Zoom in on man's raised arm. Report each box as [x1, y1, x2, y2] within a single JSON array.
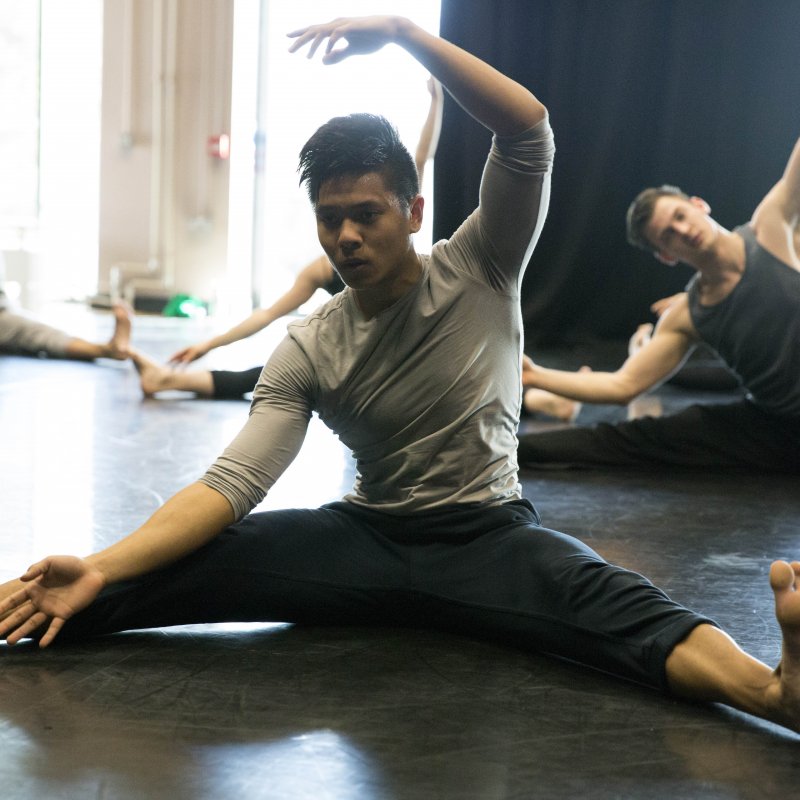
[[775, 137, 800, 222], [288, 16, 545, 137], [752, 136, 800, 260]]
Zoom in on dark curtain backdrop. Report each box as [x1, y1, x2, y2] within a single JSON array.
[[434, 0, 800, 344]]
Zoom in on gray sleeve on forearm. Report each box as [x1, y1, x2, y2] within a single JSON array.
[[199, 337, 315, 519]]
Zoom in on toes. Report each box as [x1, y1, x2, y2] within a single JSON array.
[[770, 560, 797, 592]]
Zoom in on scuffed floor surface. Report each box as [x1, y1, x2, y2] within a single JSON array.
[[1, 305, 798, 799]]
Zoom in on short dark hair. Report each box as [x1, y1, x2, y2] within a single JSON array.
[[626, 184, 691, 253], [298, 113, 419, 207]]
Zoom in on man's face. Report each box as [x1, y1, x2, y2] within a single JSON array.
[[645, 195, 718, 265], [314, 171, 423, 306]]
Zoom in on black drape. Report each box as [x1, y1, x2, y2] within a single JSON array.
[[435, 0, 800, 345]]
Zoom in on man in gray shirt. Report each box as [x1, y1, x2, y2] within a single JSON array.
[[1, 16, 799, 736]]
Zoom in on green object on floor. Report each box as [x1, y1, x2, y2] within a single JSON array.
[[162, 294, 208, 318]]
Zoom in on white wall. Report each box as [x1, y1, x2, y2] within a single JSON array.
[[95, 0, 440, 313], [97, 0, 234, 308]]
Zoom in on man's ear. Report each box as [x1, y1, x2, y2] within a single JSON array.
[[409, 195, 424, 233], [654, 250, 679, 266], [690, 195, 711, 215]]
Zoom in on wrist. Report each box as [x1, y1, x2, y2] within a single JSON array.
[[392, 16, 421, 47], [84, 554, 114, 587]]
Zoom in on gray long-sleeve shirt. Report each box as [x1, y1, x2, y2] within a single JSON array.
[[201, 117, 555, 519]]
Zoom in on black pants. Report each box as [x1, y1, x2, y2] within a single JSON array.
[[518, 400, 800, 472], [60, 499, 710, 691], [210, 367, 262, 400]]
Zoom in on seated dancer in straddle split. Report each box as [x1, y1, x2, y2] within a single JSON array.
[[518, 137, 800, 473], [2, 15, 799, 737]]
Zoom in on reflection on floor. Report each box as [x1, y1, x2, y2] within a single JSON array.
[[1, 305, 799, 799]]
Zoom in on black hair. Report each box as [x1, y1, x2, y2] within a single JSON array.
[[298, 113, 419, 207]]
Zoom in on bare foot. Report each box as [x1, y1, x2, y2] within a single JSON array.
[[522, 365, 590, 421], [768, 560, 800, 730], [130, 349, 215, 397], [130, 349, 178, 397], [523, 388, 581, 421], [106, 302, 132, 359], [627, 394, 663, 421]]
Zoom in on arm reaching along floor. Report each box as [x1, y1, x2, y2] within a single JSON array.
[[525, 295, 699, 405], [0, 482, 235, 647], [169, 256, 334, 364]]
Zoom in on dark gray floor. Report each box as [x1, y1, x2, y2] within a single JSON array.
[[1, 306, 798, 799]]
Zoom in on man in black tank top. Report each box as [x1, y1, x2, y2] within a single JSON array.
[[518, 136, 800, 474]]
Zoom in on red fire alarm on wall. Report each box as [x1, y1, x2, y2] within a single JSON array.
[[207, 134, 230, 160]]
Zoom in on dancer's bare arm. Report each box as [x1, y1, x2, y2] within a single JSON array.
[[755, 136, 800, 222], [288, 16, 545, 136], [526, 296, 698, 404], [170, 256, 334, 364], [751, 136, 800, 266], [415, 77, 443, 183]]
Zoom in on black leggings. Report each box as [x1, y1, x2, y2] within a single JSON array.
[[59, 499, 711, 691], [210, 367, 263, 400], [518, 400, 800, 472]]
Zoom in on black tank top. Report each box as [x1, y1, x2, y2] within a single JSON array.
[[687, 224, 800, 416]]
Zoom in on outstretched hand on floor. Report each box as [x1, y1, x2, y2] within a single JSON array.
[[0, 556, 106, 648]]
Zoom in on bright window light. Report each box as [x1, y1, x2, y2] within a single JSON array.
[[0, 1, 40, 243], [228, 0, 441, 315]]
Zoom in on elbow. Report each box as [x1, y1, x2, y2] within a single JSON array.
[[497, 98, 548, 137], [605, 378, 643, 406], [516, 104, 547, 135], [527, 99, 548, 128], [616, 390, 639, 406]]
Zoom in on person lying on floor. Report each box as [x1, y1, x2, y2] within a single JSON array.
[[0, 284, 131, 363], [518, 134, 800, 473], [1, 14, 799, 738]]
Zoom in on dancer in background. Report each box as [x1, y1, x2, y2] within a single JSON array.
[[0, 284, 131, 363], [133, 77, 444, 400], [518, 137, 800, 472]]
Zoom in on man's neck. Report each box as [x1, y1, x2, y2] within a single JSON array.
[[693, 228, 746, 300], [354, 251, 424, 319]]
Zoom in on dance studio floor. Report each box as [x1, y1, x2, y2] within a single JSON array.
[[1, 304, 798, 799]]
